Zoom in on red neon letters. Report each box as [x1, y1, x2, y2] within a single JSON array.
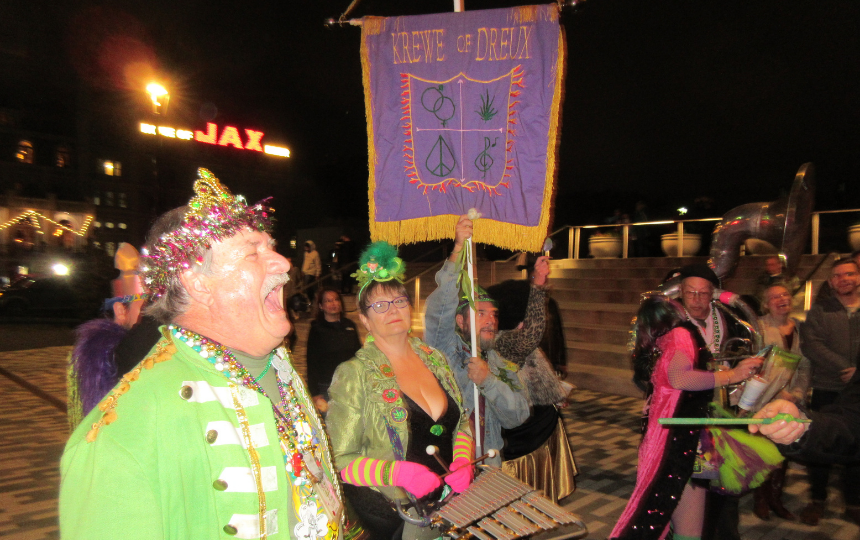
[[195, 123, 264, 152]]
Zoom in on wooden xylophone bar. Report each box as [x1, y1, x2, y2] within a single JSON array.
[[431, 468, 587, 540]]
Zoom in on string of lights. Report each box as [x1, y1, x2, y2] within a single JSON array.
[[0, 210, 94, 237]]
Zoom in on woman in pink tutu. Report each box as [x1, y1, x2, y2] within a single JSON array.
[[610, 296, 762, 540]]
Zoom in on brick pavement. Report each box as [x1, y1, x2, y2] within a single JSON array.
[[1, 328, 859, 540]]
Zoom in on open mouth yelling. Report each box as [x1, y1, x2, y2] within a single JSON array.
[[264, 284, 286, 315]]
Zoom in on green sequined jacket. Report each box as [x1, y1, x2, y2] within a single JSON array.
[[326, 336, 471, 501]]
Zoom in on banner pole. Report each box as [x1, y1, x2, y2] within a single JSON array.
[[466, 237, 482, 457]]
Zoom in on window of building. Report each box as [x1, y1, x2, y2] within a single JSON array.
[[105, 222, 114, 229], [102, 160, 121, 176], [105, 191, 114, 207], [118, 192, 127, 208], [105, 242, 116, 257], [93, 221, 102, 228], [16, 140, 34, 164], [93, 191, 100, 205], [56, 146, 71, 168], [118, 223, 127, 229]]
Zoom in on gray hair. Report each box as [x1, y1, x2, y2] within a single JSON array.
[[143, 207, 214, 324]]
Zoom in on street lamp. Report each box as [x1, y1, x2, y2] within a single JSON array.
[[145, 83, 169, 215], [146, 83, 169, 115]]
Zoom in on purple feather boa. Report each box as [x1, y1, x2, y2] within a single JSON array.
[[72, 319, 128, 417]]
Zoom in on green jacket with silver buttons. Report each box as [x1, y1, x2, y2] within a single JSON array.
[[60, 330, 344, 540]]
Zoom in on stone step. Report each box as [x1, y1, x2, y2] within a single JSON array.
[[564, 364, 641, 399], [551, 256, 708, 270], [550, 253, 829, 277], [552, 277, 662, 292], [552, 267, 678, 280], [566, 342, 629, 371], [560, 303, 638, 327], [552, 288, 644, 305], [566, 324, 630, 344]]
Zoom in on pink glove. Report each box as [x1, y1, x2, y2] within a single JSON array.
[[445, 457, 474, 493], [391, 461, 441, 498]]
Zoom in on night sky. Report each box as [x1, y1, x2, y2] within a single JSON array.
[[3, 0, 859, 234]]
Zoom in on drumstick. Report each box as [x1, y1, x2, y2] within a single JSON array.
[[659, 413, 810, 425], [438, 449, 498, 479], [425, 445, 450, 473]]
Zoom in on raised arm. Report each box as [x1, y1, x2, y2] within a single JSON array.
[[495, 256, 551, 363], [424, 216, 473, 356]]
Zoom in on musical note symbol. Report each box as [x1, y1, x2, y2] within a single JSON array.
[[474, 137, 498, 179]]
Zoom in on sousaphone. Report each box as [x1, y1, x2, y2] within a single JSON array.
[[709, 162, 815, 280]]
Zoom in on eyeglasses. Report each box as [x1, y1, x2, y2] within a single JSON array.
[[367, 296, 409, 314], [682, 290, 713, 300]]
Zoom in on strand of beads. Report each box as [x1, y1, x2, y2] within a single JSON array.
[[170, 325, 269, 389], [275, 376, 319, 465]]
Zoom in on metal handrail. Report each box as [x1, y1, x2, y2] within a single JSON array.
[[403, 259, 446, 285], [810, 208, 860, 255], [546, 218, 721, 259], [295, 259, 358, 297], [544, 208, 860, 260]]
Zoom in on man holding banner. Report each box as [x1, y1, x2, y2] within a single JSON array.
[[424, 215, 539, 466]]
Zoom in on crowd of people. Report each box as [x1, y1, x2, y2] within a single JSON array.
[[59, 168, 860, 540]]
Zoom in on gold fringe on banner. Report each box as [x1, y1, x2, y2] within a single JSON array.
[[363, 5, 566, 253]]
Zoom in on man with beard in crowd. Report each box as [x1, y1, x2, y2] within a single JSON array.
[[423, 215, 537, 466]]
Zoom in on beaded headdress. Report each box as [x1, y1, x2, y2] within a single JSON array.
[[140, 168, 274, 298], [351, 241, 406, 298]]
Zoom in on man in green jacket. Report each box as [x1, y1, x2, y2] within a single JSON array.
[[60, 168, 353, 540]]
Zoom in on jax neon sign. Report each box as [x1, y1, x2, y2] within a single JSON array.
[[139, 122, 290, 157]]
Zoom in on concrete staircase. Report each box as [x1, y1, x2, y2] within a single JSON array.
[[552, 254, 834, 397]]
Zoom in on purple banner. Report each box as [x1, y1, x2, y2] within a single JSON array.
[[362, 5, 563, 247]]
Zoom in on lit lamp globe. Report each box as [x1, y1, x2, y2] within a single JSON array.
[[146, 83, 169, 115]]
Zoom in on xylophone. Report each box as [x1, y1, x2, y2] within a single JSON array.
[[399, 467, 588, 540]]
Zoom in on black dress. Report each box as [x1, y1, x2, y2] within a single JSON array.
[[344, 389, 459, 540]]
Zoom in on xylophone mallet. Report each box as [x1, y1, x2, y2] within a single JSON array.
[[425, 445, 450, 473], [438, 449, 498, 479]]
